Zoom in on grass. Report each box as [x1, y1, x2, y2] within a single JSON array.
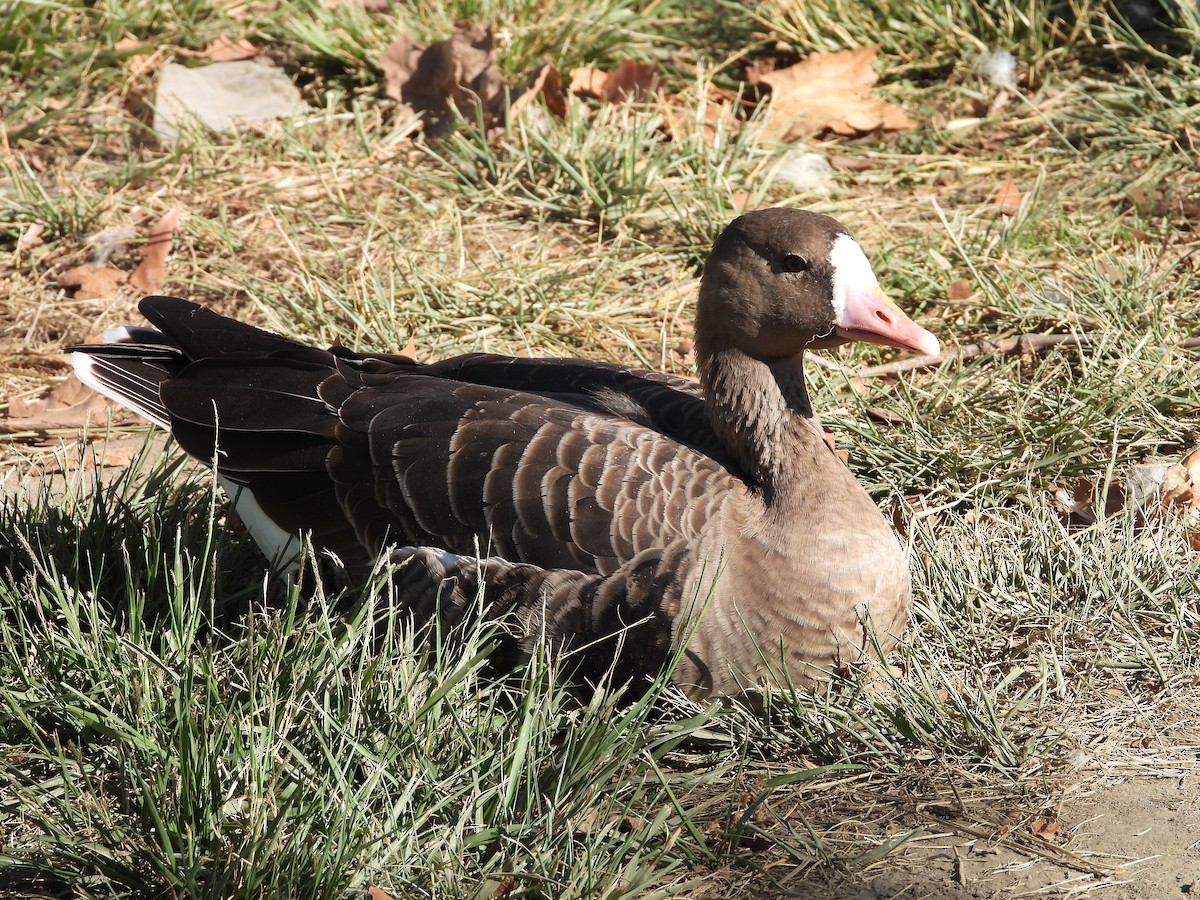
[[2, 0, 1200, 895]]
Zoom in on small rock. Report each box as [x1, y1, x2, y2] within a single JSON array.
[[1038, 276, 1071, 307], [766, 150, 834, 195], [154, 59, 314, 145], [1126, 462, 1172, 507], [976, 48, 1017, 90]]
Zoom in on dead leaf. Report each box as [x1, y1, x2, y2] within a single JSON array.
[[946, 278, 974, 301], [400, 331, 418, 361], [509, 61, 567, 121], [659, 85, 739, 144], [866, 407, 905, 425], [828, 155, 876, 171], [9, 375, 103, 420], [27, 443, 139, 477], [568, 66, 608, 98], [57, 264, 128, 300], [366, 888, 396, 900], [757, 46, 918, 140], [1030, 818, 1063, 842], [1163, 447, 1200, 509], [3, 374, 140, 433], [130, 206, 183, 293], [1130, 188, 1200, 224], [488, 876, 516, 900], [994, 174, 1022, 216], [380, 24, 508, 135], [17, 221, 46, 250], [1051, 477, 1126, 528], [177, 36, 259, 62], [129, 49, 168, 76], [569, 60, 659, 103], [987, 89, 1012, 117], [743, 56, 778, 84]]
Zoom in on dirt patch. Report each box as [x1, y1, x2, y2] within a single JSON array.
[[785, 768, 1200, 898]]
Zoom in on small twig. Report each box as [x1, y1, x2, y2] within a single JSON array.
[[804, 353, 855, 374], [855, 333, 1094, 378]]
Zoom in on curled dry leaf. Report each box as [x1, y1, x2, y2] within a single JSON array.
[[946, 278, 974, 301], [995, 173, 1022, 216], [509, 61, 567, 122], [757, 46, 918, 140], [569, 60, 659, 103], [673, 337, 694, 363], [1130, 187, 1200, 224], [400, 330, 418, 362], [4, 373, 138, 433], [380, 24, 508, 134], [177, 36, 259, 62], [57, 264, 128, 300], [130, 206, 183, 293], [1051, 477, 1127, 528], [1162, 446, 1200, 550], [128, 49, 168, 77], [659, 85, 740, 144], [17, 221, 46, 250], [1163, 446, 1200, 510], [828, 154, 877, 172], [27, 442, 139, 477], [1030, 818, 1063, 842]]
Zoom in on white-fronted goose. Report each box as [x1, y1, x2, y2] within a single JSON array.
[[72, 208, 938, 698]]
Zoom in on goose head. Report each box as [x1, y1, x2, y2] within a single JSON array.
[[694, 208, 940, 362]]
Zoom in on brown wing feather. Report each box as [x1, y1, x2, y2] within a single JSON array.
[[332, 374, 740, 575]]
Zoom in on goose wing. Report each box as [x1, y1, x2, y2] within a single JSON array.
[[75, 297, 742, 576]]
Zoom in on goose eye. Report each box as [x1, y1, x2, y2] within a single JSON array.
[[781, 254, 808, 273]]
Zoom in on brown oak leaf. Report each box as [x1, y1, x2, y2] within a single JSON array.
[[57, 264, 128, 300], [1030, 818, 1063, 842], [177, 36, 259, 62], [757, 46, 918, 140], [509, 61, 568, 121], [995, 173, 1022, 216], [3, 373, 143, 433], [1163, 446, 1200, 510], [946, 278, 974, 301], [130, 206, 183, 293], [659, 85, 740, 144], [569, 60, 659, 103], [380, 24, 508, 134]]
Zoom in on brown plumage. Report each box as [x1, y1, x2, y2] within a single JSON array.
[[71, 208, 938, 698]]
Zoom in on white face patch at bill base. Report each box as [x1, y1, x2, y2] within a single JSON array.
[[828, 233, 880, 320]]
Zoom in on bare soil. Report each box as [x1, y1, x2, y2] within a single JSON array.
[[783, 766, 1200, 899]]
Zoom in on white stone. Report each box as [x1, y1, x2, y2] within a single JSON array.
[[154, 59, 314, 145]]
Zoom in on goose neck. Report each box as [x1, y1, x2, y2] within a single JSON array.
[[699, 348, 831, 507]]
